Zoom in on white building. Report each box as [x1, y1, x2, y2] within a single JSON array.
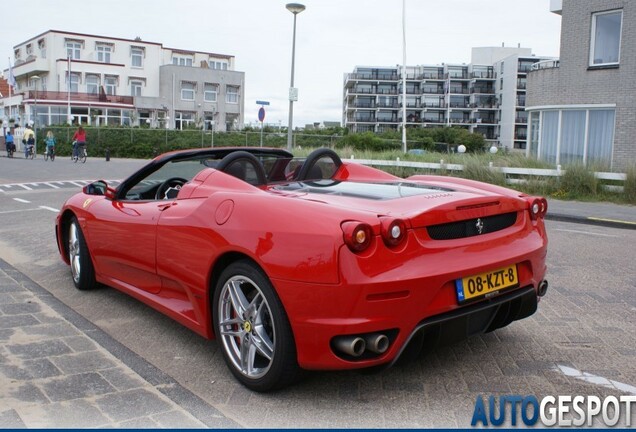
[[343, 46, 554, 151], [2, 30, 245, 131]]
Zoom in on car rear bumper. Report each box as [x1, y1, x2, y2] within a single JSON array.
[[273, 229, 547, 370]]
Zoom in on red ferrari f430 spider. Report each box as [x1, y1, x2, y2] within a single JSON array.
[[55, 147, 548, 391]]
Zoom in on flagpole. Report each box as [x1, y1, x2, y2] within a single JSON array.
[[67, 56, 71, 125], [401, 0, 407, 153]]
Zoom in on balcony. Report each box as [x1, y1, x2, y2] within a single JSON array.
[[12, 56, 50, 77], [22, 90, 134, 106], [530, 59, 560, 71]]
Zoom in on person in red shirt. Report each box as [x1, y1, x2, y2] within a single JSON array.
[[72, 125, 86, 161]]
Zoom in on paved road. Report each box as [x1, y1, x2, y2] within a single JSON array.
[[1, 156, 635, 427]]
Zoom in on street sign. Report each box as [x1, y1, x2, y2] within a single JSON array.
[[258, 107, 265, 122], [289, 88, 298, 102], [256, 100, 270, 106]]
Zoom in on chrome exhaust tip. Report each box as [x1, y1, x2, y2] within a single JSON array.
[[538, 280, 549, 297], [364, 333, 390, 354], [333, 336, 366, 357]]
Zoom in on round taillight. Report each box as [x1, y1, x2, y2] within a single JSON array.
[[381, 218, 407, 247], [528, 197, 547, 220], [341, 221, 373, 253]]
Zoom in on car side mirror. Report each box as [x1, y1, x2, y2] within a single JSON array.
[[83, 180, 115, 199]]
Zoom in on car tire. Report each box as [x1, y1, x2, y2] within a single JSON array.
[[213, 260, 300, 392], [68, 216, 97, 291]]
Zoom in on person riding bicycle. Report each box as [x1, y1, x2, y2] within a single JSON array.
[[45, 131, 56, 160], [5, 131, 15, 156], [72, 125, 86, 161], [23, 125, 35, 159]]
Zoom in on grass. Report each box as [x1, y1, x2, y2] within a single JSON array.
[[292, 147, 636, 205]]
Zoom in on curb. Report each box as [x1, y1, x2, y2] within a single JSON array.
[[0, 258, 239, 429], [546, 213, 636, 230]]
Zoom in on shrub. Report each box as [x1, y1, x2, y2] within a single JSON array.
[[560, 164, 598, 197], [624, 164, 636, 204]]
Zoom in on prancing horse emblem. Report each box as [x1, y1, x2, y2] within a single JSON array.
[[475, 218, 484, 235]]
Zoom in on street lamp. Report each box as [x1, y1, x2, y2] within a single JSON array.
[[285, 2, 305, 151], [32, 75, 41, 155]]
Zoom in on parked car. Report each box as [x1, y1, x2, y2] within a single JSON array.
[[55, 147, 548, 392]]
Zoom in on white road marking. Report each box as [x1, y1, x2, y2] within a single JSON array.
[[18, 184, 32, 191], [556, 364, 636, 395], [13, 198, 31, 204], [553, 228, 618, 238], [0, 208, 42, 215], [44, 182, 60, 189], [39, 206, 60, 213]]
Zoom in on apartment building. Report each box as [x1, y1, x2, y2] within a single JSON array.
[[1, 30, 245, 131], [343, 47, 552, 150], [527, 0, 634, 170]]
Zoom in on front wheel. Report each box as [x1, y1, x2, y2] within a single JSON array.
[[213, 260, 300, 392], [67, 217, 97, 291], [80, 149, 87, 163], [43, 151, 49, 161]]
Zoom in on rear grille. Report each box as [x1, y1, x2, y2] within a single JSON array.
[[427, 212, 517, 240]]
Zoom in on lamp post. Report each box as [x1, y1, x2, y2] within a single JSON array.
[[285, 3, 305, 151], [32, 75, 41, 156]]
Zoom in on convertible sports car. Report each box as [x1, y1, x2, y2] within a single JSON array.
[[55, 147, 548, 392]]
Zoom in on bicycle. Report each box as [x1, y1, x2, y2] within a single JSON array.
[[25, 144, 35, 160], [72, 141, 87, 164], [44, 146, 55, 162]]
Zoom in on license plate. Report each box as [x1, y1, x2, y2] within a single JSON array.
[[455, 265, 518, 303]]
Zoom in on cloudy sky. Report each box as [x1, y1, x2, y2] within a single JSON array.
[[2, 0, 562, 127]]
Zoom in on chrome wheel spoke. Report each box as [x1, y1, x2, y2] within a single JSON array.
[[227, 280, 250, 318], [251, 323, 274, 361], [239, 334, 257, 374]]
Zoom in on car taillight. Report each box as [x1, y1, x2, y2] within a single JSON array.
[[528, 197, 548, 220], [341, 221, 373, 253], [380, 218, 407, 247]]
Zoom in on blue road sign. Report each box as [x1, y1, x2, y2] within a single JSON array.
[[256, 100, 270, 106], [258, 107, 265, 122]]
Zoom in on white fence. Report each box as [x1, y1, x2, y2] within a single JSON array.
[[353, 157, 627, 192]]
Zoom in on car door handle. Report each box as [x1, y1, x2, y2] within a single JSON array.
[[158, 202, 177, 211]]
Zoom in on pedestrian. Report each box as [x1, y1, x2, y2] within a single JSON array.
[[23, 125, 35, 158], [72, 125, 86, 161], [45, 130, 56, 160]]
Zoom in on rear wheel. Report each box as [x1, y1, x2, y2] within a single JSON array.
[[213, 260, 300, 392], [68, 217, 97, 290]]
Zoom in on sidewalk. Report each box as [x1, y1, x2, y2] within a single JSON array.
[[0, 258, 238, 428], [546, 198, 636, 230]]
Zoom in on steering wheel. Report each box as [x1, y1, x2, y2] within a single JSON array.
[[295, 148, 343, 181], [155, 177, 188, 200]]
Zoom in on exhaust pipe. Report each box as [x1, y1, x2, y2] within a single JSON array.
[[364, 333, 390, 354], [333, 336, 366, 357], [538, 280, 549, 297]]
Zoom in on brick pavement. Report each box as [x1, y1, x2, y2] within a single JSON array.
[[0, 258, 238, 428]]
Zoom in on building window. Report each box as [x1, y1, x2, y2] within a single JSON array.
[[26, 44, 33, 55], [69, 73, 80, 93], [530, 108, 615, 167], [226, 86, 239, 103], [86, 75, 100, 94], [97, 45, 112, 63], [14, 48, 21, 60], [172, 56, 193, 66], [131, 80, 143, 97], [590, 10, 622, 66], [204, 83, 218, 102], [181, 82, 195, 100], [105, 76, 117, 95], [131, 47, 144, 67], [66, 42, 81, 60]]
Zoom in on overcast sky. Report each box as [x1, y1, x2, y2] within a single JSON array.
[[2, 0, 562, 127]]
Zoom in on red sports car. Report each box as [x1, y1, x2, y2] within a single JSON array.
[[55, 147, 548, 392]]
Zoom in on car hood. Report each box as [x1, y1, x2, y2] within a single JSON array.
[[269, 179, 527, 228]]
